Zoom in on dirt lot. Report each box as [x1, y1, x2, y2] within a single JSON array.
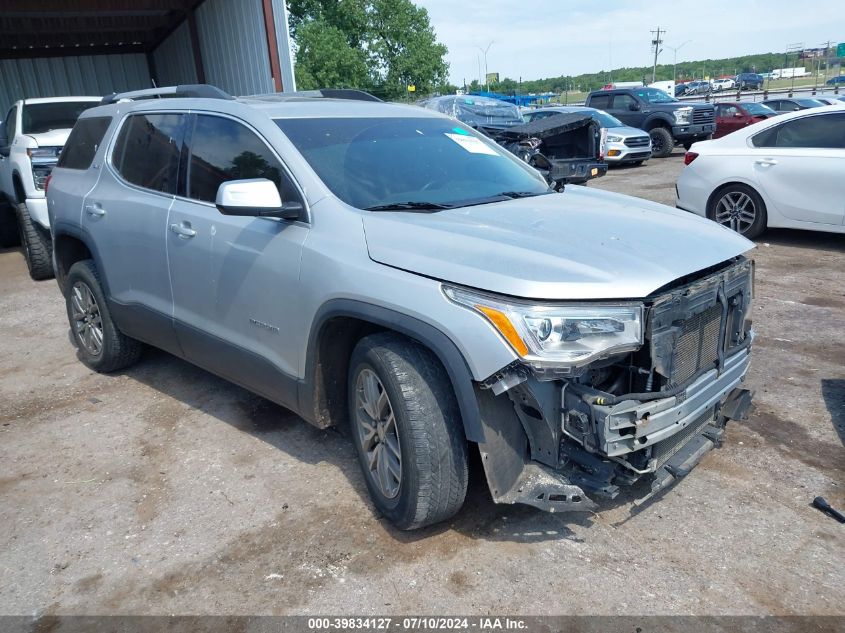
[[1, 151, 843, 616]]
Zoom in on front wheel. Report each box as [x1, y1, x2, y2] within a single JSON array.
[[348, 332, 468, 530], [649, 127, 675, 158], [15, 202, 53, 280], [707, 184, 767, 239]]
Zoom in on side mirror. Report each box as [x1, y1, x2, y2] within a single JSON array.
[[628, 102, 641, 111], [215, 178, 303, 221], [734, 112, 744, 118]]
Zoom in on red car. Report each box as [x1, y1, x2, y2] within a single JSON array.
[[713, 102, 777, 138]]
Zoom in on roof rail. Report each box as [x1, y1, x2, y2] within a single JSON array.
[[248, 88, 382, 103], [100, 84, 233, 105]]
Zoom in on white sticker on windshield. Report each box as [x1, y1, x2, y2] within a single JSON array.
[[445, 133, 500, 155]]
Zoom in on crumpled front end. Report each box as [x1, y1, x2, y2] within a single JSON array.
[[475, 257, 755, 512]]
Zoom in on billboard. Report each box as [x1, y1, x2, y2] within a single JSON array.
[[486, 72, 499, 85]]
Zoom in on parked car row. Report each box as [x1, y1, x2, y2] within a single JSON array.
[[676, 73, 765, 96], [5, 83, 760, 531]]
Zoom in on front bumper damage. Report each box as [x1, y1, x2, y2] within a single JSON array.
[[476, 258, 755, 513]]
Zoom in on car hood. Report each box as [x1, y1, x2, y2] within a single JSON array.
[[608, 125, 649, 138], [25, 129, 72, 147], [362, 187, 754, 300]]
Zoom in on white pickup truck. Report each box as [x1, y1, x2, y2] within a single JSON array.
[[0, 96, 100, 278]]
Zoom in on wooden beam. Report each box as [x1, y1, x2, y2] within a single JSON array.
[[0, 43, 147, 60], [261, 0, 283, 92]]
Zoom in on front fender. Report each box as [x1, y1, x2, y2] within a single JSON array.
[[301, 298, 486, 443]]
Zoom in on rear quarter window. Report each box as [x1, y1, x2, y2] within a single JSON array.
[[57, 116, 112, 170]]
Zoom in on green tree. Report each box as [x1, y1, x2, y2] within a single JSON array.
[[294, 19, 370, 90], [288, 0, 449, 100]]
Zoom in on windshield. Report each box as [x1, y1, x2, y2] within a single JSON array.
[[587, 110, 624, 128], [423, 97, 524, 128], [634, 88, 678, 104], [22, 101, 95, 135], [744, 103, 775, 116], [275, 117, 548, 210]]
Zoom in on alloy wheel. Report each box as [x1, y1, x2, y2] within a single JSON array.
[[71, 281, 104, 356], [715, 191, 757, 233], [354, 368, 401, 499]]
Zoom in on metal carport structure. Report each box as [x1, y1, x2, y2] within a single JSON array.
[[0, 0, 296, 115]]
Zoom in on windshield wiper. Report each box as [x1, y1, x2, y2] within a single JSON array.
[[364, 201, 452, 212], [495, 190, 551, 199]]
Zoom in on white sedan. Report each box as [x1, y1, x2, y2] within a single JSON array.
[[711, 78, 735, 91], [675, 104, 845, 238]]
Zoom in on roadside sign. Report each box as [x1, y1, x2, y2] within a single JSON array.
[[837, 42, 845, 57], [407, 85, 416, 92]]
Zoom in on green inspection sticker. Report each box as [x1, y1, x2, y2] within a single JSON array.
[[451, 126, 470, 135]]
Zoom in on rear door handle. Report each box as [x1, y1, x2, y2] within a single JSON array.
[[755, 158, 778, 166], [170, 222, 196, 239], [85, 204, 106, 217]]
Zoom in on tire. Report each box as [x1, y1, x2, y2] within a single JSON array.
[[348, 332, 468, 530], [649, 127, 674, 158], [707, 183, 767, 239], [0, 201, 20, 248], [64, 260, 142, 372], [15, 202, 53, 280]]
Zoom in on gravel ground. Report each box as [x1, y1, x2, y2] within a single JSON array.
[[1, 151, 843, 617]]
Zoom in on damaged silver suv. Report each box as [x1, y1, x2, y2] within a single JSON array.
[[47, 85, 755, 530]]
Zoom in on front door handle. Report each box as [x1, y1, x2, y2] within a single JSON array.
[[170, 222, 196, 239], [85, 204, 106, 217], [755, 158, 778, 166]]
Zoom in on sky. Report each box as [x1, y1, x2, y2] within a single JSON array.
[[415, 0, 841, 85]]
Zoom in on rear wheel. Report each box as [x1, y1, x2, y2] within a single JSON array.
[[649, 127, 674, 158], [707, 183, 767, 239], [64, 260, 142, 372], [348, 332, 468, 530], [15, 202, 53, 280]]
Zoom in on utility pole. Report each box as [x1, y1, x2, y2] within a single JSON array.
[[666, 40, 691, 85], [476, 41, 494, 92], [651, 27, 664, 83]]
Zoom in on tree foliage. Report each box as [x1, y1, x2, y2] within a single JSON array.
[[288, 0, 449, 99]]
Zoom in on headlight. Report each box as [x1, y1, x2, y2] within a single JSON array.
[[27, 147, 60, 159], [606, 135, 623, 143], [674, 107, 693, 125], [443, 286, 644, 369]]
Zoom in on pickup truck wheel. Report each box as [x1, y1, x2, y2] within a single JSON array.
[[0, 201, 20, 248], [64, 260, 142, 372], [15, 203, 53, 280], [649, 127, 674, 158], [348, 332, 468, 530], [707, 184, 767, 239]]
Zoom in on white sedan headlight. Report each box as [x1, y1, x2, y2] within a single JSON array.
[[444, 286, 644, 368], [674, 107, 693, 125], [606, 135, 624, 143]]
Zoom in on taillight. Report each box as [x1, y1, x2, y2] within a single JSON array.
[[44, 174, 52, 194], [684, 151, 699, 165]]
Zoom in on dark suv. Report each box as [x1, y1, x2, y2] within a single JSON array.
[[586, 87, 715, 157], [736, 73, 764, 91]]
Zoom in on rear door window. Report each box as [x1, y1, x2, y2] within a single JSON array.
[[111, 113, 187, 195], [612, 94, 638, 110], [186, 114, 300, 204], [589, 94, 612, 110], [58, 117, 112, 170], [752, 113, 845, 149]]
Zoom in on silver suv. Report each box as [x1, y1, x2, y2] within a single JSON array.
[[48, 84, 756, 530]]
